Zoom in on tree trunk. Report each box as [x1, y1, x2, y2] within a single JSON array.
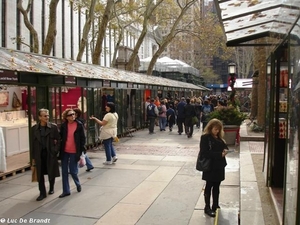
[[126, 0, 164, 71], [250, 71, 259, 120], [111, 26, 124, 67], [76, 0, 96, 62], [256, 45, 267, 127], [17, 0, 39, 53], [251, 42, 267, 128], [92, 0, 115, 65], [146, 0, 197, 75], [42, 0, 59, 55], [147, 35, 175, 75]]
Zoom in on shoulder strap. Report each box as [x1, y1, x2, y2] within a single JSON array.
[[111, 112, 118, 120]]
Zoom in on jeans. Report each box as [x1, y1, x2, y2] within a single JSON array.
[[61, 152, 80, 194], [103, 137, 116, 161], [159, 117, 167, 130], [85, 155, 93, 169]]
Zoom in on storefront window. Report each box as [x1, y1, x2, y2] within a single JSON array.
[[285, 31, 300, 224]]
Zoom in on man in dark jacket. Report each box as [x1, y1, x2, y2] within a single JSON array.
[[59, 109, 86, 198], [31, 108, 60, 201], [184, 98, 196, 138], [176, 97, 186, 135], [146, 98, 158, 134]]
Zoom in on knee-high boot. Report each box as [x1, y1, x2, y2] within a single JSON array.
[[212, 192, 220, 212], [204, 194, 215, 217]]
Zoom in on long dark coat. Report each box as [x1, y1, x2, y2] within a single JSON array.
[[31, 122, 60, 181], [200, 134, 228, 182], [184, 103, 196, 126], [59, 120, 86, 162]]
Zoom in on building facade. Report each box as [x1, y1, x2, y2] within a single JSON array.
[[0, 0, 158, 67]]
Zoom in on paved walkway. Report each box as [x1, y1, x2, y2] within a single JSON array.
[[0, 123, 264, 225]]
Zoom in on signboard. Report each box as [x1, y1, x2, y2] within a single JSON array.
[[0, 70, 18, 83], [64, 76, 77, 85], [103, 80, 111, 87]]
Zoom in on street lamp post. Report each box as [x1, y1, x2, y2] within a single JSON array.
[[228, 63, 236, 104]]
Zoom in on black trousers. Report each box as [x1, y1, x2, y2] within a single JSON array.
[[38, 175, 55, 195], [38, 149, 55, 195], [177, 117, 185, 134], [148, 117, 155, 133], [204, 181, 221, 206]]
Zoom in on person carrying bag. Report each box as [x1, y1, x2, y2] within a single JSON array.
[[197, 118, 229, 217]]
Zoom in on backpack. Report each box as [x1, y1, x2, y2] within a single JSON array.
[[202, 105, 211, 115], [158, 106, 163, 114]]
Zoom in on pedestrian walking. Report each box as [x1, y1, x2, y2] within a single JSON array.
[[199, 118, 229, 217], [158, 101, 167, 131], [144, 97, 151, 128], [177, 97, 186, 135], [166, 104, 176, 131], [184, 98, 196, 138], [201, 99, 214, 131], [195, 98, 202, 129], [73, 108, 94, 172], [90, 102, 118, 165], [59, 109, 86, 198], [146, 98, 158, 134], [31, 109, 60, 201]]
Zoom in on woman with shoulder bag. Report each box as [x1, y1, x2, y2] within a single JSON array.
[[90, 102, 118, 165], [199, 118, 229, 217]]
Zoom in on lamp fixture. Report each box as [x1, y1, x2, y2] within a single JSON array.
[[228, 63, 236, 74], [267, 63, 271, 75]]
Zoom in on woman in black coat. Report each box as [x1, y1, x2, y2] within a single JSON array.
[[31, 109, 60, 201], [199, 118, 229, 217]]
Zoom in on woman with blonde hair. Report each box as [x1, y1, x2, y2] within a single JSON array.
[[199, 119, 229, 217]]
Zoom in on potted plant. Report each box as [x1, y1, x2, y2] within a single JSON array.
[[209, 106, 247, 145], [209, 106, 247, 126]]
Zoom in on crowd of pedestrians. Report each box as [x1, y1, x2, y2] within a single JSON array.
[[145, 94, 229, 137], [29, 93, 232, 202]]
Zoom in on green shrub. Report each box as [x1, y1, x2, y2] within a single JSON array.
[[209, 106, 247, 126]]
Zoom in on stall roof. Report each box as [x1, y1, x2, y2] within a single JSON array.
[[139, 56, 200, 76], [0, 48, 209, 90], [214, 0, 300, 46]]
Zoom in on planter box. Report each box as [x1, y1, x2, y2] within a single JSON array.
[[224, 125, 240, 145]]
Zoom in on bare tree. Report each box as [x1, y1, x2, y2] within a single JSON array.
[[235, 46, 254, 78], [126, 0, 164, 71], [76, 0, 97, 61], [110, 1, 141, 66], [17, 0, 39, 53], [146, 0, 198, 75], [42, 0, 60, 55], [92, 0, 116, 65]]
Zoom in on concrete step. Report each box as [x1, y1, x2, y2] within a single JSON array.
[[215, 208, 239, 225]]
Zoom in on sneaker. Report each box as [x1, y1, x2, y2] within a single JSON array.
[[112, 156, 118, 163], [103, 161, 112, 165]]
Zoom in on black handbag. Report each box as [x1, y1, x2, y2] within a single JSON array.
[[196, 139, 212, 172]]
